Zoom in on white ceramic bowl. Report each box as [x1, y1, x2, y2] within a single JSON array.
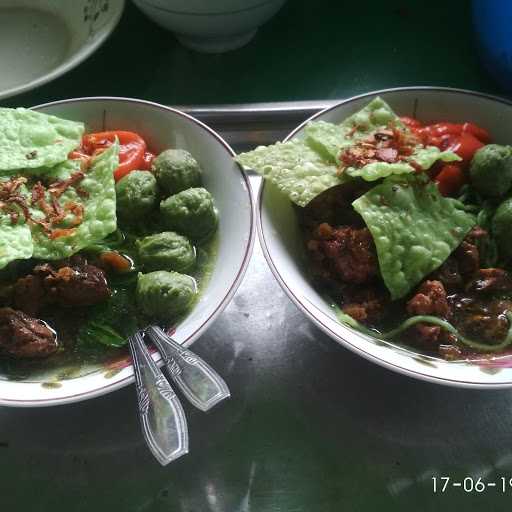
[[258, 87, 512, 389], [0, 0, 125, 100], [132, 0, 286, 53], [0, 97, 254, 406]]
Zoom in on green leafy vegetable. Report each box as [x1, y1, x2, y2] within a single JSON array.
[[77, 287, 139, 348], [236, 139, 346, 207], [0, 107, 84, 172], [31, 141, 119, 259], [78, 322, 127, 348], [353, 174, 476, 299]]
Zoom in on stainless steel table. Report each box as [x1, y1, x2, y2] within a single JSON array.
[[2, 104, 512, 512]]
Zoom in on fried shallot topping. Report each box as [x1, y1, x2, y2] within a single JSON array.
[[0, 169, 87, 239], [47, 171, 85, 198], [338, 125, 422, 174]]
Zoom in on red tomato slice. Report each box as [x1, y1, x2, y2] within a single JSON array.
[[81, 131, 147, 181], [418, 122, 463, 140], [445, 132, 484, 164], [435, 164, 467, 196], [399, 116, 423, 129], [141, 151, 155, 170], [462, 122, 490, 144], [417, 121, 490, 148]]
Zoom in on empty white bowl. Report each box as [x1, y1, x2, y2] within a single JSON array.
[[0, 96, 254, 406], [258, 87, 512, 389], [0, 0, 125, 100], [132, 0, 287, 53]]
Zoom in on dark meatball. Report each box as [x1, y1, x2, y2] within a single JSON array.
[[0, 308, 57, 359], [307, 223, 379, 284], [407, 280, 452, 319], [406, 280, 452, 345], [36, 262, 111, 306], [13, 259, 111, 316], [13, 274, 45, 317]]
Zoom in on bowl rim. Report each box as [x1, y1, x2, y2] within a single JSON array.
[[133, 0, 281, 16], [257, 85, 512, 389], [0, 95, 255, 407], [0, 0, 125, 101]]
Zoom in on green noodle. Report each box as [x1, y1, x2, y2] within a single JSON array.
[[334, 303, 512, 353]]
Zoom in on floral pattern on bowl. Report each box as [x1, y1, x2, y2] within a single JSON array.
[[0, 0, 124, 100]]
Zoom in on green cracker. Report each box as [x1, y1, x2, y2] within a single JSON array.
[[353, 174, 475, 299], [0, 214, 33, 270], [236, 139, 346, 207], [31, 142, 119, 259], [0, 107, 83, 172]]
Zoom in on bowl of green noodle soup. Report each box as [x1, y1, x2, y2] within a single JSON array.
[[243, 87, 512, 388], [0, 97, 254, 406]]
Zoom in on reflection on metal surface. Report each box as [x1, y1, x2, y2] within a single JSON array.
[[496, 453, 512, 469], [181, 100, 341, 152], [387, 477, 414, 496]]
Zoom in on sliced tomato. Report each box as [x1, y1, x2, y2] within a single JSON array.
[[399, 116, 423, 129], [422, 135, 441, 148], [445, 132, 484, 164], [435, 164, 467, 196], [461, 122, 490, 144], [419, 122, 462, 139], [417, 121, 489, 147], [81, 131, 147, 181], [141, 151, 155, 170]]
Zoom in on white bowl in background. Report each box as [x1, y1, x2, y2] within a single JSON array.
[[0, 0, 125, 100], [132, 0, 287, 53], [0, 96, 254, 407], [258, 87, 512, 389]]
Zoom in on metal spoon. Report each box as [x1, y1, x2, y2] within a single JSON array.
[[146, 326, 231, 412], [128, 331, 189, 465]]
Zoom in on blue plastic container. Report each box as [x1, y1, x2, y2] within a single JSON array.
[[472, 0, 512, 91]]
